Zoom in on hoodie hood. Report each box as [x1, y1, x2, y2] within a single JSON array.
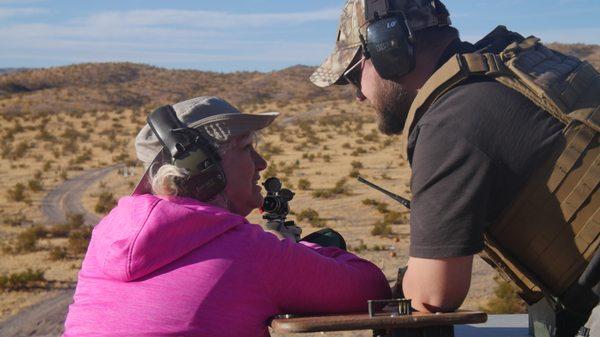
[[92, 194, 247, 281]]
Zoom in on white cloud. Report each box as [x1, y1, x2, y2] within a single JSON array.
[[0, 6, 340, 70]]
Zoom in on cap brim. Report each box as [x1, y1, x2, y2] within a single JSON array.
[[131, 111, 279, 196], [188, 111, 279, 142], [310, 45, 361, 88]]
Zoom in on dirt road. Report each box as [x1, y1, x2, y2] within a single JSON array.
[[40, 164, 124, 225], [0, 164, 123, 337]]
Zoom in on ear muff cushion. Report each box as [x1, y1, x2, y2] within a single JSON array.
[[365, 16, 415, 79]]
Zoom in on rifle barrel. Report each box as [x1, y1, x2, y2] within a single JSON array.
[[357, 176, 411, 209]]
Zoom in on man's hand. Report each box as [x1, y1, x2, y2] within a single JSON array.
[[402, 255, 473, 313]]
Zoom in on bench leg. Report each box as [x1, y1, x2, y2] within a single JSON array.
[[373, 326, 454, 337]]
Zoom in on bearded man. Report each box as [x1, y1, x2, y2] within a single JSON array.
[[310, 1, 599, 336]]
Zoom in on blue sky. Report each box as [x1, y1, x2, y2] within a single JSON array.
[[1, 0, 599, 72]]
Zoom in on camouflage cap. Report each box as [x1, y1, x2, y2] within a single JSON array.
[[310, 0, 451, 88]]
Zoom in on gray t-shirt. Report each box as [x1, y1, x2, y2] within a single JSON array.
[[407, 77, 564, 258]]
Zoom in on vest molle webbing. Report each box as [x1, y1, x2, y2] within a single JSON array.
[[403, 25, 600, 314]]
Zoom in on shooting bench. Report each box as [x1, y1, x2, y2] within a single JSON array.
[[270, 300, 487, 337]]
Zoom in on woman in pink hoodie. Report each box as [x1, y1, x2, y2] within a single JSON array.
[[63, 97, 391, 337]]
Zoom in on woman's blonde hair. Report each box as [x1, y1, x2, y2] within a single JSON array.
[[149, 132, 255, 199]]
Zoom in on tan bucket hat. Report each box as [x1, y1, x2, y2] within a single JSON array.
[[310, 0, 451, 88], [132, 96, 278, 195]]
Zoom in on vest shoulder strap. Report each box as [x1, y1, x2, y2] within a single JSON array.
[[402, 36, 600, 161], [401, 52, 513, 159]]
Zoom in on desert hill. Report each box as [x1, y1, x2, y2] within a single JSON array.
[[1, 43, 598, 117], [0, 63, 354, 116]]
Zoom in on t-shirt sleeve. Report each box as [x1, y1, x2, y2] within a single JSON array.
[[408, 122, 496, 258]]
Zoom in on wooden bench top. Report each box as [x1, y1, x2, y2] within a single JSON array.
[[270, 310, 487, 333]]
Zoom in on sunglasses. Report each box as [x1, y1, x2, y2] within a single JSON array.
[[343, 55, 366, 91]]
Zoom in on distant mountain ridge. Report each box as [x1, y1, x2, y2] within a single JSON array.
[[0, 68, 29, 75], [0, 62, 355, 116], [0, 42, 598, 116]]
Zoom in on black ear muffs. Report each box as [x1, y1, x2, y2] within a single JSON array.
[[147, 105, 227, 201], [363, 15, 415, 80]]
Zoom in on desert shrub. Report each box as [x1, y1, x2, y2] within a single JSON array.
[[364, 129, 380, 142], [68, 227, 93, 255], [12, 226, 47, 254], [371, 221, 394, 236], [95, 192, 116, 214], [342, 142, 352, 149], [480, 275, 527, 314], [349, 169, 360, 178], [48, 224, 71, 238], [296, 208, 324, 227], [70, 148, 92, 164], [362, 199, 390, 214], [349, 242, 368, 253], [312, 178, 350, 199], [7, 183, 27, 202], [263, 163, 278, 179], [12, 141, 30, 159], [259, 141, 283, 156], [60, 170, 68, 180], [0, 269, 46, 292], [112, 152, 132, 163], [2, 213, 29, 227], [375, 203, 389, 214], [28, 179, 43, 192], [323, 154, 331, 163], [351, 147, 367, 157], [362, 199, 378, 206], [279, 162, 296, 176], [351, 160, 364, 169], [1, 142, 12, 159], [48, 246, 69, 261], [297, 179, 311, 190], [61, 127, 88, 142], [39, 127, 57, 142], [66, 213, 85, 229], [332, 178, 349, 194], [384, 211, 408, 224], [302, 153, 316, 162], [381, 138, 394, 148]]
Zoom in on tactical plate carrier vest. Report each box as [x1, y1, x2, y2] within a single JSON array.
[[402, 26, 600, 315]]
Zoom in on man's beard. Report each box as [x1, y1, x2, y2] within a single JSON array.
[[372, 79, 415, 135]]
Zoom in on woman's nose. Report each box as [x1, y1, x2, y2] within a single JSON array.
[[254, 151, 267, 171]]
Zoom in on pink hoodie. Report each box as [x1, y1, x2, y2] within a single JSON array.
[[63, 194, 391, 337]]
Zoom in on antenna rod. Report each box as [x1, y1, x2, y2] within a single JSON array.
[[357, 176, 411, 209]]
